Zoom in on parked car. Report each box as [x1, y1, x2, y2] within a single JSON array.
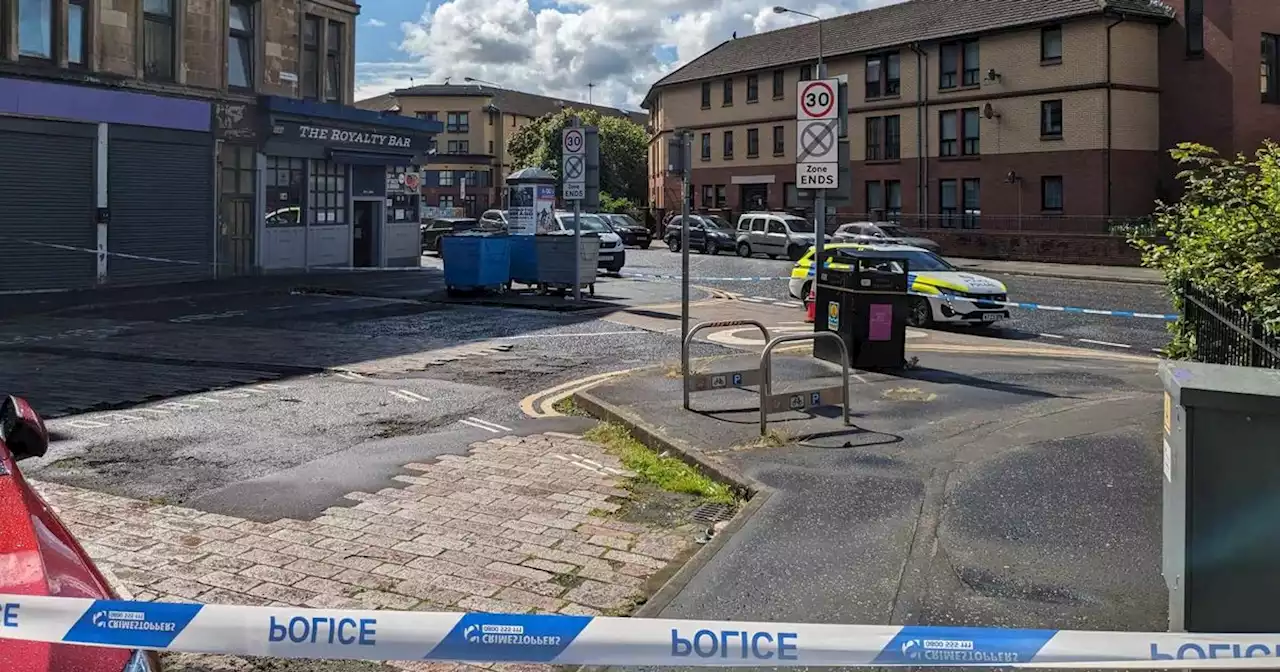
[[734, 212, 831, 261], [551, 212, 626, 275], [479, 209, 510, 232], [788, 242, 1009, 327], [0, 395, 163, 672], [421, 217, 480, 254], [601, 214, 652, 248], [663, 215, 736, 254], [834, 221, 941, 253]]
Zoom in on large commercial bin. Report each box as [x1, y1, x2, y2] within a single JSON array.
[[510, 234, 538, 286], [814, 250, 910, 369], [442, 233, 511, 294], [536, 231, 599, 295]]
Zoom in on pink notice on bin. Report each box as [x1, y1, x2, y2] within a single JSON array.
[[868, 303, 893, 341]]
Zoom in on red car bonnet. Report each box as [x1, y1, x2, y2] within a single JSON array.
[[0, 440, 131, 672]]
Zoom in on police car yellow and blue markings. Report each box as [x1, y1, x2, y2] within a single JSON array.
[[790, 248, 1178, 321]]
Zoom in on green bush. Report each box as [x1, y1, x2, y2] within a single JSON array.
[[1132, 142, 1280, 357]]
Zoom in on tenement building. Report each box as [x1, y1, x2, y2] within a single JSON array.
[[643, 0, 1280, 230]]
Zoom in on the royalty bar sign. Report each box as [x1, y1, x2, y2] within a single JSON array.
[[795, 79, 840, 189]]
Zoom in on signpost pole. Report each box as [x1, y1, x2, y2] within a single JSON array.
[[562, 118, 586, 302], [571, 117, 582, 302], [680, 131, 692, 387], [814, 61, 827, 295]]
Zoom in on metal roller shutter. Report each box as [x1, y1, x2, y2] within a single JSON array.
[[0, 118, 96, 293], [108, 126, 214, 285]]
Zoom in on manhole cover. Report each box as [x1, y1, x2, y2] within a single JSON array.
[[689, 502, 736, 525]]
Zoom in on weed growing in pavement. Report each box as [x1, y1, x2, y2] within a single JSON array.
[[584, 423, 736, 504], [552, 396, 589, 416]]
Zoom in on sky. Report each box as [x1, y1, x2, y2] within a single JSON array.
[[352, 0, 907, 110]]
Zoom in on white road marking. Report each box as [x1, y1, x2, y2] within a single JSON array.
[[739, 297, 767, 303], [502, 330, 645, 340], [459, 417, 512, 433], [1077, 338, 1133, 349], [54, 383, 294, 430], [335, 371, 364, 381], [1039, 333, 1066, 339], [389, 389, 430, 403]]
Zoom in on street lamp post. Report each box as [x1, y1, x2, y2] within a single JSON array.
[[464, 77, 505, 211], [774, 6, 828, 287]]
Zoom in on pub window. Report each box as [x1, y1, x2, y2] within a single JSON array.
[[1041, 25, 1063, 62], [773, 125, 785, 155], [265, 157, 305, 227], [746, 74, 758, 103], [17, 0, 52, 59], [228, 0, 254, 89], [302, 15, 321, 99], [308, 160, 346, 226], [746, 127, 759, 157], [1263, 34, 1280, 103], [772, 69, 785, 99], [439, 170, 454, 187], [325, 21, 343, 102], [68, 0, 89, 66], [447, 111, 469, 132], [1186, 0, 1204, 57], [143, 0, 175, 80]]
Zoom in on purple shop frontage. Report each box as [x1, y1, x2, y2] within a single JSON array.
[[0, 76, 214, 293]]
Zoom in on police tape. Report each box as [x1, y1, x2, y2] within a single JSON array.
[[2, 594, 1278, 667], [623, 272, 790, 282]]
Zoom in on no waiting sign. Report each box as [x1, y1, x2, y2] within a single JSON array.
[[797, 79, 840, 121]]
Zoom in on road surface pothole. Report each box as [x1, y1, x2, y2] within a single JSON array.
[[368, 412, 471, 439], [954, 564, 1089, 606]]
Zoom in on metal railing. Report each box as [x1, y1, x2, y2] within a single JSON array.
[[759, 333, 851, 436], [682, 320, 771, 411], [1182, 283, 1280, 369]]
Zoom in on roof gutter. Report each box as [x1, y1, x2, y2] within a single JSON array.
[[908, 42, 928, 218]]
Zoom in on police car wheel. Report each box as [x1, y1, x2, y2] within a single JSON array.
[[907, 297, 933, 327]]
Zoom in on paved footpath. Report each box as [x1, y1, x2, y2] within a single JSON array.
[[34, 432, 694, 672]]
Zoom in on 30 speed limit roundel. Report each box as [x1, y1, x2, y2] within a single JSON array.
[[798, 80, 837, 120]]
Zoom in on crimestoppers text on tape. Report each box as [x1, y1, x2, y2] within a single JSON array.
[[3, 594, 1280, 667]]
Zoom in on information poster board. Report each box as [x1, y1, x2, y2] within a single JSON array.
[[509, 184, 536, 235], [535, 185, 557, 234]]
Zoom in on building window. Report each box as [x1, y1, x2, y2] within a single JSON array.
[[1041, 99, 1063, 137], [1042, 25, 1063, 62], [701, 82, 711, 108], [265, 157, 305, 226], [446, 140, 470, 154], [143, 0, 175, 80], [773, 125, 785, 155], [722, 130, 733, 159], [866, 117, 882, 160], [939, 110, 958, 156], [885, 180, 902, 221], [962, 107, 979, 155], [715, 185, 727, 207], [962, 178, 980, 227], [800, 64, 812, 81], [723, 78, 733, 105], [939, 42, 959, 89], [1186, 0, 1204, 57], [1263, 34, 1280, 103], [939, 179, 958, 226], [18, 0, 52, 59], [439, 195, 454, 209], [1042, 176, 1064, 212], [701, 132, 711, 160], [885, 115, 900, 159], [866, 181, 884, 217], [702, 185, 714, 208], [415, 111, 438, 120], [68, 0, 89, 66], [746, 128, 759, 157], [227, 0, 254, 89], [308, 160, 346, 225], [746, 74, 758, 103], [302, 15, 321, 99], [962, 40, 980, 86], [325, 22, 343, 102], [773, 69, 785, 99], [439, 170, 454, 187], [866, 52, 900, 98], [447, 112, 469, 132]]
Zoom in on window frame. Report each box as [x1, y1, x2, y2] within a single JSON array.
[[1041, 25, 1063, 63], [17, 0, 54, 61], [866, 180, 884, 216], [962, 39, 980, 86], [722, 130, 733, 159], [746, 127, 759, 157], [66, 0, 91, 67], [439, 170, 455, 187], [307, 159, 346, 226], [939, 110, 958, 157], [865, 116, 883, 160], [143, 0, 177, 81], [1264, 34, 1280, 103], [884, 115, 900, 160], [800, 64, 812, 81], [885, 180, 902, 221], [701, 81, 711, 108], [700, 132, 711, 161], [446, 111, 470, 133], [722, 78, 733, 106], [772, 125, 785, 156], [1041, 176, 1064, 212], [961, 178, 980, 228], [772, 69, 785, 99], [1040, 99, 1064, 138], [324, 20, 344, 103], [746, 74, 759, 103], [302, 14, 321, 99], [961, 107, 980, 155], [227, 0, 255, 90], [715, 185, 727, 208], [939, 42, 959, 89], [939, 178, 958, 227], [1185, 0, 1204, 57], [865, 52, 902, 99]]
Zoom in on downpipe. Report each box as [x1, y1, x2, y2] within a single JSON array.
[[1105, 15, 1125, 219], [909, 43, 928, 225]]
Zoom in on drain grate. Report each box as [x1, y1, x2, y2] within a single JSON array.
[[689, 502, 736, 525]]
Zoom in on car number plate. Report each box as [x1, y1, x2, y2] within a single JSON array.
[[981, 313, 1003, 322], [599, 254, 614, 261]]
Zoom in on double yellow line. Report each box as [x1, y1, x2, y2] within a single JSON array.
[[519, 367, 640, 418]]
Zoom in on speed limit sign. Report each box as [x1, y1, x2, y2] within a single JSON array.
[[797, 79, 839, 120]]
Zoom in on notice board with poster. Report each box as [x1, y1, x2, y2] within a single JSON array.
[[535, 186, 557, 234], [386, 167, 422, 224], [509, 184, 536, 235]]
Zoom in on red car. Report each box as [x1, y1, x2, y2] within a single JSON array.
[[0, 396, 161, 672]]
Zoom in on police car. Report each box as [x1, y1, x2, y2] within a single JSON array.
[[789, 243, 1010, 327]]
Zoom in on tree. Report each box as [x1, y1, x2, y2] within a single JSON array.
[[1132, 142, 1280, 357], [506, 108, 649, 206]]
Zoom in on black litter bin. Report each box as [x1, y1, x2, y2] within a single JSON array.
[[813, 251, 910, 369]]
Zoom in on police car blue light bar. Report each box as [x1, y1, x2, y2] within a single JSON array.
[[3, 594, 1280, 667]]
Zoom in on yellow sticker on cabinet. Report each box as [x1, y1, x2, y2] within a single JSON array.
[[1163, 392, 1173, 434]]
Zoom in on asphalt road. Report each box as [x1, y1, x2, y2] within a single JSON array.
[[623, 247, 1174, 354]]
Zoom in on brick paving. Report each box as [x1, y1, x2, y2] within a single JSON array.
[[33, 431, 696, 672]]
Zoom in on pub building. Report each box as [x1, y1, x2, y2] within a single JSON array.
[[257, 96, 440, 271]]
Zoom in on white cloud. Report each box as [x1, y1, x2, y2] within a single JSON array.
[[354, 0, 903, 108], [366, 18, 387, 28]]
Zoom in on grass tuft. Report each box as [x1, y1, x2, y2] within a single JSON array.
[[584, 423, 736, 504]]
